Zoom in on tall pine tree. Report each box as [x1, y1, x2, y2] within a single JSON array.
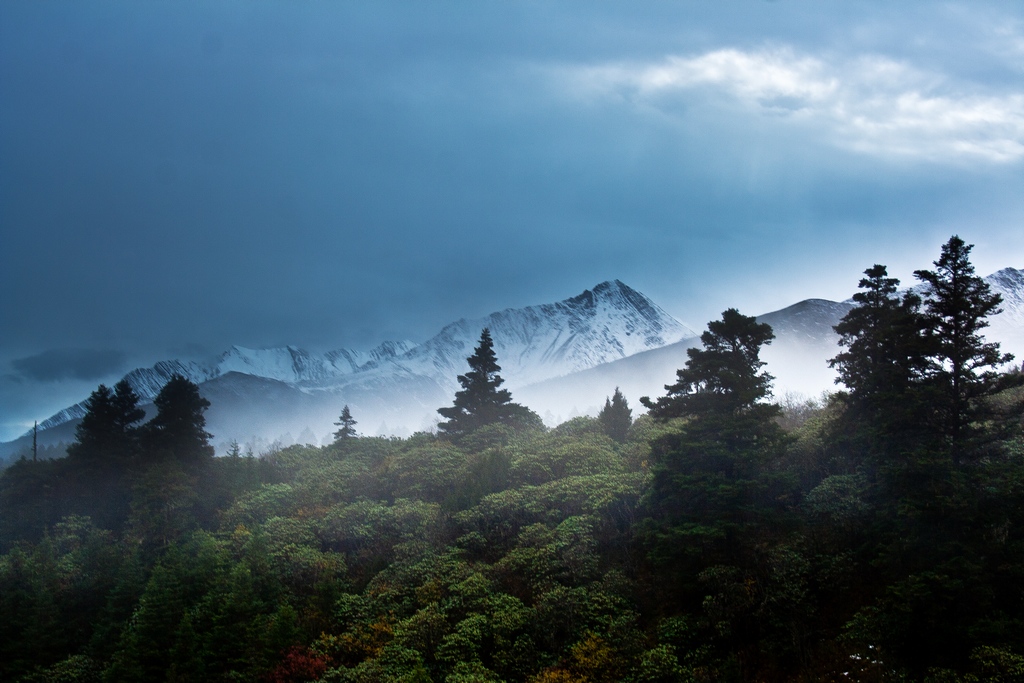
[[640, 309, 786, 573], [67, 379, 145, 467], [141, 375, 213, 465], [333, 405, 358, 443], [598, 387, 632, 443], [437, 328, 524, 439], [829, 264, 929, 475], [914, 236, 1013, 459]]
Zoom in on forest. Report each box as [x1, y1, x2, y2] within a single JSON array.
[[2, 236, 1023, 683]]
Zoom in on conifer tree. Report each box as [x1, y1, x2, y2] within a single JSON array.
[[437, 328, 521, 438], [914, 235, 1013, 457], [333, 405, 358, 443], [640, 309, 786, 571], [598, 387, 632, 442], [141, 375, 213, 465], [67, 380, 145, 466], [642, 307, 778, 427], [829, 264, 930, 470]]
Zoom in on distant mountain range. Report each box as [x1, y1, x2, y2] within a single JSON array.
[[4, 270, 1022, 458]]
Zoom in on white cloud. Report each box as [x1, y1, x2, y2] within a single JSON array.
[[559, 47, 1024, 163]]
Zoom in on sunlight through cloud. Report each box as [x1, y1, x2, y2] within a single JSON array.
[[562, 47, 1024, 163]]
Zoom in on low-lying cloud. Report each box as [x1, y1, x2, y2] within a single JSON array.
[[12, 349, 127, 382], [559, 46, 1024, 163]]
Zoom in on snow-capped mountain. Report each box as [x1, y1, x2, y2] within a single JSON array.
[[36, 342, 417, 433], [9, 270, 1020, 458], [329, 279, 696, 395], [21, 280, 694, 448], [216, 340, 418, 386], [984, 268, 1024, 360]]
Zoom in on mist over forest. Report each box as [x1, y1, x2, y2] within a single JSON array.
[[3, 237, 1024, 682], [4, 1, 1024, 680]]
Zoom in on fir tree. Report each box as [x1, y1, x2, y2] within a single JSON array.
[[141, 375, 213, 465], [640, 309, 786, 576], [914, 235, 1013, 458], [642, 307, 778, 424], [67, 380, 145, 467], [598, 387, 632, 442], [437, 328, 521, 438], [829, 264, 930, 472], [333, 405, 358, 443]]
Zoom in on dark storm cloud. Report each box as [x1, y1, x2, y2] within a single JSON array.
[[1, 0, 1023, 440], [11, 349, 128, 383]]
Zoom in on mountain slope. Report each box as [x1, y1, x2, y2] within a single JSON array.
[[516, 298, 856, 421], [13, 280, 693, 449], [329, 279, 696, 395], [8, 270, 1019, 457]]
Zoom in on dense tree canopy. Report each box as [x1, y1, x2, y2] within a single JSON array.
[[1, 237, 1023, 682]]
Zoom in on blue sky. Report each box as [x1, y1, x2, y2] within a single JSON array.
[[2, 1, 1023, 440]]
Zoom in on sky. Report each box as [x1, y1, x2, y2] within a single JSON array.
[[2, 0, 1024, 441]]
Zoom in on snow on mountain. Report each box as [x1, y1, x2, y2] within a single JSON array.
[[986, 267, 1024, 360], [10, 271, 1022, 453], [344, 279, 696, 394], [24, 280, 692, 442], [38, 360, 216, 431], [122, 360, 219, 401]]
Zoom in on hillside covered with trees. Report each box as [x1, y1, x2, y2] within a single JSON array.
[[2, 237, 1024, 682]]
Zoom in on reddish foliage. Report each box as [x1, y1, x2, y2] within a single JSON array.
[[265, 646, 329, 683]]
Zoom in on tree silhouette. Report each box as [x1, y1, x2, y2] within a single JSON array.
[[598, 387, 632, 442], [642, 307, 777, 423], [640, 309, 786, 579], [333, 405, 358, 443], [829, 264, 930, 474], [67, 380, 145, 467], [141, 375, 213, 465], [437, 328, 522, 438], [914, 235, 1013, 457]]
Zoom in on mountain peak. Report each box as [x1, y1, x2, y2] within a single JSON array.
[[20, 279, 695, 442]]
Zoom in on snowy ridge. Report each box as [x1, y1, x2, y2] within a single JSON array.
[[323, 280, 695, 393], [37, 404, 90, 431], [123, 360, 219, 401], [13, 272, 1023, 448], [27, 280, 691, 437], [985, 268, 1024, 360], [37, 360, 216, 432]]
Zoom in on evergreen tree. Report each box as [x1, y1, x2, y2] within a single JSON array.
[[829, 264, 930, 473], [62, 380, 146, 530], [333, 405, 358, 443], [437, 328, 523, 438], [598, 387, 632, 443], [642, 307, 778, 425], [142, 375, 213, 465], [914, 235, 1013, 458], [640, 309, 786, 573], [67, 380, 145, 466]]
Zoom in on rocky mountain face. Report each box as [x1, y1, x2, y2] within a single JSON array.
[[984, 268, 1024, 361]]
